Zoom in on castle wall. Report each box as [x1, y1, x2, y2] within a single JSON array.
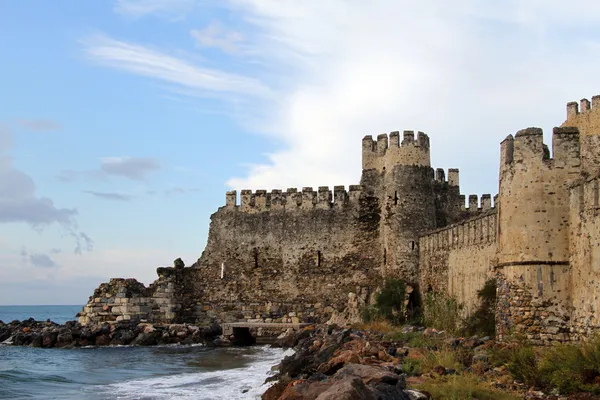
[[178, 185, 384, 324], [419, 211, 497, 316], [562, 97, 600, 177], [495, 127, 580, 344], [568, 176, 600, 339]]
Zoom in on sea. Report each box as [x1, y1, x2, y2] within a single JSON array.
[[0, 305, 289, 400]]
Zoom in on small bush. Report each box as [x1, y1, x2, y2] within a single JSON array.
[[386, 331, 438, 348], [400, 357, 422, 376], [420, 348, 462, 373], [354, 318, 396, 335], [415, 374, 521, 400], [361, 278, 407, 325], [506, 345, 543, 388], [374, 278, 407, 324], [537, 335, 600, 394], [463, 278, 497, 337], [423, 292, 463, 334]]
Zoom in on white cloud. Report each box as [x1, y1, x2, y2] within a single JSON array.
[[114, 0, 197, 19], [190, 22, 245, 54], [81, 34, 273, 100], [221, 1, 600, 196], [100, 156, 161, 180]]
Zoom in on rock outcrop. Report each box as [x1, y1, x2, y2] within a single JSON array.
[[262, 326, 429, 400], [0, 318, 220, 348]]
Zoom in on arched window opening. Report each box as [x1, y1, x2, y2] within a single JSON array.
[[317, 250, 322, 267], [394, 191, 398, 205], [254, 249, 259, 268], [410, 241, 415, 250], [383, 248, 387, 265]]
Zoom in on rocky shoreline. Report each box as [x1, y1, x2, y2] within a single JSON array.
[[264, 325, 431, 400], [263, 325, 600, 400], [0, 318, 221, 348]]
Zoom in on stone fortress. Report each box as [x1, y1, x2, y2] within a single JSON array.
[[79, 94, 600, 344]]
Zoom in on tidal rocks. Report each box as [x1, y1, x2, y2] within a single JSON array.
[[0, 319, 221, 348], [263, 326, 429, 400]]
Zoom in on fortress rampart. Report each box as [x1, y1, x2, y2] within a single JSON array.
[[419, 211, 497, 315], [78, 93, 600, 344]]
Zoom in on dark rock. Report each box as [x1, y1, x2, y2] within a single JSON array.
[[95, 334, 111, 346], [432, 365, 446, 376], [370, 382, 411, 400], [42, 332, 57, 348], [56, 332, 73, 348], [29, 335, 43, 348], [131, 331, 159, 346]]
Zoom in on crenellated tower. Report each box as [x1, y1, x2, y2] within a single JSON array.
[[496, 126, 581, 343], [361, 131, 436, 284]]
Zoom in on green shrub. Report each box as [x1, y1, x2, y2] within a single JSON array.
[[423, 292, 463, 334], [537, 335, 600, 394], [506, 345, 543, 388], [463, 279, 497, 337], [415, 374, 521, 400], [374, 278, 407, 324], [361, 279, 408, 325]]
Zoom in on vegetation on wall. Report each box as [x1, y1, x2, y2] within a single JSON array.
[[463, 278, 497, 337], [422, 292, 463, 335], [362, 278, 407, 325]]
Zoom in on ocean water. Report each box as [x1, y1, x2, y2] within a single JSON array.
[[0, 305, 82, 324], [0, 306, 288, 400]]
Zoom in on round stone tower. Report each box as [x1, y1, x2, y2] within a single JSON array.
[[361, 130, 436, 284], [496, 126, 580, 344]]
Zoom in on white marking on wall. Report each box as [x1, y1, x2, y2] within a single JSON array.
[[221, 262, 225, 279]]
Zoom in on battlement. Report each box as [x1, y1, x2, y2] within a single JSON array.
[[433, 168, 460, 186], [224, 185, 363, 211], [420, 212, 497, 253], [362, 130, 431, 171], [500, 126, 580, 172], [566, 95, 600, 120], [456, 193, 496, 213]]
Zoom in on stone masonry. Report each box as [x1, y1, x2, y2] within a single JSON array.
[[78, 94, 600, 344]]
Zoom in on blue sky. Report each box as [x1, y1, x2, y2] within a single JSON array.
[[1, 0, 600, 305]]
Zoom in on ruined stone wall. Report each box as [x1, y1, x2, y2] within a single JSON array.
[[495, 127, 581, 344], [78, 266, 184, 325], [179, 185, 384, 325], [568, 175, 600, 339], [419, 211, 497, 316]]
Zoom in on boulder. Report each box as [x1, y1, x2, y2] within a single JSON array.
[[334, 363, 403, 387], [315, 377, 376, 400], [317, 350, 361, 375]]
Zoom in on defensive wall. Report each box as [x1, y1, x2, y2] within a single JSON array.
[[569, 174, 600, 339], [419, 203, 497, 316], [79, 93, 600, 345]]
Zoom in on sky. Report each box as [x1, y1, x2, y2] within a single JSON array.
[[1, 0, 600, 305]]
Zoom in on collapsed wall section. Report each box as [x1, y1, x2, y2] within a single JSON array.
[[78, 265, 185, 325], [180, 185, 383, 325], [419, 211, 497, 316]]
